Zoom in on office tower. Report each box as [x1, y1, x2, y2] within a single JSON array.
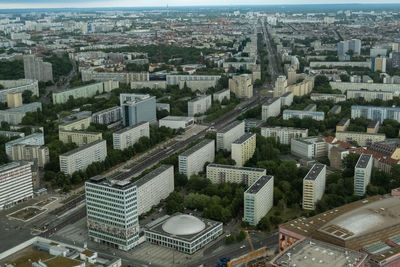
[[120, 94, 156, 127], [85, 177, 139, 251]]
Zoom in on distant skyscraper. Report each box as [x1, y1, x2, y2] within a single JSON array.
[[120, 93, 156, 127], [23, 54, 53, 82]]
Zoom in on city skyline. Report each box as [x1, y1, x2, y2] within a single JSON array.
[[1, 0, 400, 9]]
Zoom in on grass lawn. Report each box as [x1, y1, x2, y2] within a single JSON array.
[[8, 207, 45, 221]]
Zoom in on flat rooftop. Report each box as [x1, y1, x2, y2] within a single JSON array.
[[160, 116, 194, 122], [232, 133, 255, 144], [133, 165, 173, 187], [189, 94, 210, 103], [114, 121, 148, 134], [60, 139, 105, 157], [304, 164, 325, 181], [180, 139, 214, 157], [304, 103, 317, 111], [262, 126, 308, 132], [245, 175, 273, 194], [272, 238, 367, 267], [207, 163, 266, 173], [355, 154, 372, 169], [337, 118, 350, 126], [217, 120, 243, 134], [281, 91, 293, 97], [367, 120, 379, 128], [87, 175, 135, 190], [262, 97, 280, 106]]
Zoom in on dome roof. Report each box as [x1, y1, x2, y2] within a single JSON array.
[[162, 214, 206, 236]]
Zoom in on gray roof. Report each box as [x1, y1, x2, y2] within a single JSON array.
[[245, 175, 273, 194], [281, 91, 293, 97], [87, 175, 135, 190], [133, 165, 173, 188], [207, 163, 265, 173], [160, 116, 193, 122], [189, 94, 211, 103], [232, 133, 255, 144], [304, 163, 325, 181], [262, 97, 280, 106], [356, 154, 372, 169], [60, 139, 105, 157], [367, 120, 379, 129], [180, 139, 214, 157], [217, 120, 243, 134], [337, 118, 350, 126], [114, 121, 148, 134]]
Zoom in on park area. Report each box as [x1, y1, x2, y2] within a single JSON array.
[[8, 206, 46, 222], [34, 197, 57, 208]]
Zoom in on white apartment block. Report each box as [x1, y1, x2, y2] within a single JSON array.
[[179, 139, 215, 177], [0, 161, 33, 210], [85, 177, 139, 251], [0, 102, 42, 125], [81, 69, 149, 83], [91, 106, 121, 125], [159, 116, 194, 130], [166, 74, 220, 86], [0, 79, 39, 103], [302, 163, 326, 210], [281, 91, 294, 107], [213, 89, 231, 103], [291, 137, 327, 159], [216, 120, 245, 151], [244, 175, 274, 226], [59, 140, 107, 175], [261, 97, 281, 121], [283, 110, 325, 121], [133, 165, 174, 216], [330, 81, 400, 94], [310, 93, 346, 103], [206, 164, 266, 186], [335, 131, 386, 146], [10, 145, 49, 168], [261, 126, 308, 145], [354, 154, 373, 196], [5, 133, 44, 158], [231, 133, 256, 167], [59, 130, 102, 147], [347, 90, 393, 102], [187, 95, 212, 117], [113, 122, 150, 150]]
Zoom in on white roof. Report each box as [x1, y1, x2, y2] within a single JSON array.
[[162, 214, 206, 236]]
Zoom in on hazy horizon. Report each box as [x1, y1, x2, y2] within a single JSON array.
[[1, 0, 400, 10]]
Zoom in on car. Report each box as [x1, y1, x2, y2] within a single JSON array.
[[240, 245, 246, 249]]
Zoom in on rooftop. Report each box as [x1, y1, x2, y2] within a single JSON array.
[[180, 139, 214, 157], [213, 88, 230, 94], [189, 94, 211, 103], [272, 238, 367, 267], [304, 164, 325, 181], [92, 105, 120, 116], [133, 165, 173, 188], [114, 121, 148, 134], [262, 97, 280, 106], [87, 175, 135, 190], [60, 139, 105, 157], [0, 161, 30, 173], [337, 118, 350, 126], [160, 116, 194, 122], [367, 120, 379, 129], [207, 163, 266, 173], [304, 103, 317, 111], [355, 154, 372, 169], [217, 120, 243, 134], [281, 91, 293, 97], [232, 133, 255, 144], [245, 175, 273, 194]]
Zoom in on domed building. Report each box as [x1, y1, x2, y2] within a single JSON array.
[[144, 213, 223, 254]]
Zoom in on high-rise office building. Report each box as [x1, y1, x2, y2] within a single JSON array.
[[120, 94, 156, 127], [23, 54, 53, 82], [244, 175, 274, 226], [0, 161, 33, 210], [302, 163, 326, 210], [354, 154, 373, 196], [85, 176, 139, 251]]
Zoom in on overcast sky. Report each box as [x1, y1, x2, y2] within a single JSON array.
[[1, 0, 400, 9]]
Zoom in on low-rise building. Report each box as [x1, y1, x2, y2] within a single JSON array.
[[206, 163, 266, 186], [179, 139, 215, 177], [113, 122, 150, 150], [59, 130, 102, 147], [231, 133, 256, 167], [335, 131, 386, 146], [216, 120, 245, 151], [244, 175, 274, 226], [302, 163, 326, 210], [159, 116, 194, 130], [261, 126, 308, 145], [187, 95, 212, 117], [354, 154, 373, 196], [0, 161, 33, 210], [291, 137, 327, 159], [283, 109, 325, 121], [133, 165, 174, 216], [261, 97, 281, 121], [59, 139, 107, 175]]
